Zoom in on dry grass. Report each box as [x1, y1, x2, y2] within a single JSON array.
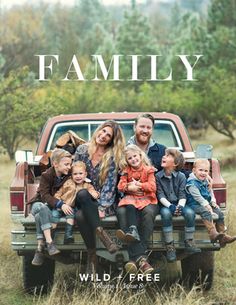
[[33, 282, 216, 305], [1, 128, 236, 305]]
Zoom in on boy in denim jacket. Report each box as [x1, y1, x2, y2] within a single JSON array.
[[156, 149, 200, 262], [186, 158, 236, 247]]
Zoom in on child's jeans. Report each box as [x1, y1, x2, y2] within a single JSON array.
[[31, 202, 52, 240], [51, 208, 76, 224], [160, 206, 195, 241], [188, 204, 224, 224]]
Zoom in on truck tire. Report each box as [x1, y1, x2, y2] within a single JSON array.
[[23, 254, 55, 294], [181, 251, 214, 291]]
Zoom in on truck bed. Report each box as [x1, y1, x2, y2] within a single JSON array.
[[11, 214, 221, 254]]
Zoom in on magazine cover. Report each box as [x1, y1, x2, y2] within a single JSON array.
[[0, 0, 236, 304]]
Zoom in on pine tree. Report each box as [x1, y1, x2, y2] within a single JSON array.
[[116, 6, 158, 84]]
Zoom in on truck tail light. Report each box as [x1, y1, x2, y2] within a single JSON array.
[[214, 189, 226, 208], [10, 192, 24, 213]]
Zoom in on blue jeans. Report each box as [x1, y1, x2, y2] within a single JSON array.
[[189, 204, 224, 223], [160, 206, 195, 233], [31, 202, 52, 240], [51, 208, 76, 223]]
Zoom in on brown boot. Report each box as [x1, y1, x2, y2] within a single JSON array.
[[96, 227, 119, 254], [86, 249, 97, 275], [216, 223, 236, 247], [202, 219, 224, 242]]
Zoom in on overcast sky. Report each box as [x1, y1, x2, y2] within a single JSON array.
[[0, 0, 146, 9]]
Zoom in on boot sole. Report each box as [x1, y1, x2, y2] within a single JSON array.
[[32, 259, 44, 266], [219, 236, 236, 247], [32, 261, 44, 266], [141, 267, 154, 275], [108, 245, 119, 254], [116, 229, 127, 243], [48, 249, 61, 256], [125, 262, 138, 273], [125, 233, 139, 243], [211, 232, 225, 243]]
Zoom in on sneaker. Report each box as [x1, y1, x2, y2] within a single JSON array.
[[126, 225, 140, 243], [125, 261, 138, 273], [165, 241, 177, 262], [116, 229, 127, 243], [32, 250, 45, 266], [184, 239, 201, 254], [137, 257, 154, 275], [47, 242, 60, 256]]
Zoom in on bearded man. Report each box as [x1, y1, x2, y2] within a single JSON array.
[[116, 113, 166, 274], [127, 113, 166, 171]]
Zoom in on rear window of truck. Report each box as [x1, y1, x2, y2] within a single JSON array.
[[46, 120, 183, 151]]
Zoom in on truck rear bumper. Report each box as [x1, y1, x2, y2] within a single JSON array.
[[11, 214, 221, 256]]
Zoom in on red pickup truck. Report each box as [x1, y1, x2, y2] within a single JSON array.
[[10, 112, 226, 293]]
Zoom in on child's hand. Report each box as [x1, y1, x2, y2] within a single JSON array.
[[132, 178, 142, 188], [174, 205, 183, 216], [211, 200, 218, 208], [207, 175, 213, 189], [169, 204, 176, 215], [127, 182, 142, 193], [62, 204, 74, 216], [205, 204, 213, 214], [94, 191, 100, 199], [98, 206, 106, 219]]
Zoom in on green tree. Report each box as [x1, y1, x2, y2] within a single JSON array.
[[200, 67, 236, 140], [0, 5, 46, 76], [116, 7, 158, 85], [208, 0, 236, 31], [0, 67, 64, 159], [196, 0, 236, 139], [205, 0, 236, 73]]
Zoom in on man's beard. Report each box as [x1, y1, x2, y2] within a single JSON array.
[[136, 133, 151, 145]]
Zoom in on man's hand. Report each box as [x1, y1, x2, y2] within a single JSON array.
[[61, 204, 74, 215]]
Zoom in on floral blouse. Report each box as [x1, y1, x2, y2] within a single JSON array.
[[74, 144, 117, 207]]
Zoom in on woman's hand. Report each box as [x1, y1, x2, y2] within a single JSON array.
[[61, 204, 74, 216]]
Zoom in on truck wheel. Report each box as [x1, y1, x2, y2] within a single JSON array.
[[181, 251, 214, 291], [23, 254, 55, 294]]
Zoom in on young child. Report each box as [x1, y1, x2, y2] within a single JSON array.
[[116, 144, 157, 274], [186, 158, 236, 247], [53, 161, 100, 244], [156, 149, 201, 263], [30, 149, 72, 266]]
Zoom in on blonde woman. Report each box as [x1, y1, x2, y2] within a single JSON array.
[[74, 120, 125, 274]]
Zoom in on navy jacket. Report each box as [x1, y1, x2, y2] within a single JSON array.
[[147, 143, 166, 172]]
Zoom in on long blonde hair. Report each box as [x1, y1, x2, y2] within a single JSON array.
[[120, 144, 151, 170], [88, 120, 126, 185]]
